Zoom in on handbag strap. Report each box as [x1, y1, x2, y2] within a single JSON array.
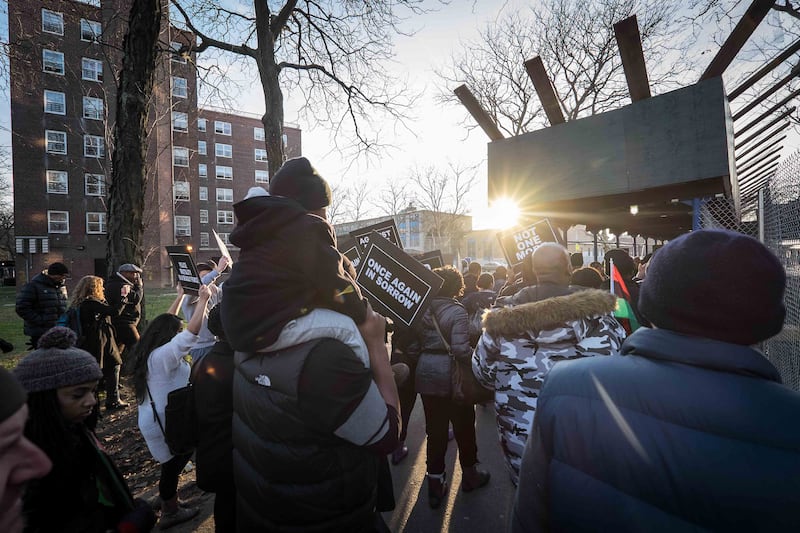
[[429, 311, 452, 355], [144, 379, 167, 438]]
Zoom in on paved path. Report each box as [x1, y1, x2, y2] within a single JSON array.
[[174, 400, 516, 532]]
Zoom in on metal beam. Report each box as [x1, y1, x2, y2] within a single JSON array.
[[735, 90, 800, 136], [735, 136, 785, 168], [453, 84, 505, 141], [734, 110, 792, 150], [614, 15, 651, 102], [728, 37, 800, 100], [739, 155, 781, 180], [739, 159, 779, 182], [524, 56, 566, 125], [735, 124, 790, 159], [741, 174, 774, 196], [740, 164, 778, 187], [737, 146, 782, 175], [700, 0, 776, 80], [732, 63, 800, 121]]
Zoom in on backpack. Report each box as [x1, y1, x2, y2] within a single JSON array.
[[56, 307, 82, 337]]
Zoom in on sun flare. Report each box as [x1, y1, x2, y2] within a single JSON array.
[[474, 198, 521, 230]]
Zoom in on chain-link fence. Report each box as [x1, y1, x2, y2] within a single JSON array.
[[697, 150, 800, 391]]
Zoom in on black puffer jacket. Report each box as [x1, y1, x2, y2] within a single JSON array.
[[409, 297, 472, 362], [15, 273, 68, 338], [221, 195, 366, 351]]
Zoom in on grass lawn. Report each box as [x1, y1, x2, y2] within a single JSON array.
[[0, 286, 181, 369]]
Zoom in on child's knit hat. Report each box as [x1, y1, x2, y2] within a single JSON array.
[[13, 327, 102, 393]]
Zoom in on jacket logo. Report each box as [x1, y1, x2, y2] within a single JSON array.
[[255, 375, 271, 387]]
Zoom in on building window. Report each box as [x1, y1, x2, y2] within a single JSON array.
[[198, 118, 207, 132], [199, 186, 208, 201], [80, 19, 102, 41], [198, 163, 207, 178], [45, 130, 67, 154], [255, 170, 269, 183], [86, 212, 106, 234], [214, 121, 231, 135], [76, 0, 101, 6], [254, 127, 265, 141], [43, 50, 64, 75], [173, 146, 189, 167], [216, 188, 233, 202], [48, 211, 69, 233], [254, 148, 268, 162], [85, 174, 106, 196], [42, 10, 64, 35], [197, 140, 207, 155], [84, 135, 105, 158], [174, 181, 190, 201], [200, 232, 210, 247], [81, 58, 103, 82], [170, 41, 187, 63], [44, 90, 66, 115], [174, 216, 191, 236], [215, 143, 232, 158], [171, 76, 187, 98], [46, 170, 68, 194], [82, 96, 103, 120], [172, 111, 188, 132], [217, 210, 234, 224], [282, 133, 288, 146], [215, 166, 233, 180], [217, 232, 230, 245], [199, 209, 208, 224]]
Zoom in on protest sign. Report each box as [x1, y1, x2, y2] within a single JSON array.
[[166, 245, 201, 295], [415, 250, 444, 270], [338, 237, 362, 272], [350, 219, 402, 253], [497, 219, 559, 267], [356, 232, 443, 329], [212, 229, 233, 267]]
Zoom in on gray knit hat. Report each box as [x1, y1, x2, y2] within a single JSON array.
[[13, 327, 103, 393]]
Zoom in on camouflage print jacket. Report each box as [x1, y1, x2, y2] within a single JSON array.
[[472, 288, 625, 485]]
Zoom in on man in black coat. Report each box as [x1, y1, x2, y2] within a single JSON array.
[[512, 229, 800, 532], [105, 263, 143, 371], [15, 262, 69, 349]]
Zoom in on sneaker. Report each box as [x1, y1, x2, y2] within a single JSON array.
[[158, 506, 199, 530], [391, 442, 409, 465]]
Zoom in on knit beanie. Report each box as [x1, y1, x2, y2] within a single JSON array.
[[13, 327, 103, 393], [0, 367, 27, 423], [638, 229, 786, 345], [268, 157, 332, 211]]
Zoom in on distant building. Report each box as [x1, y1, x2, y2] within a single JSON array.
[[8, 0, 301, 287]]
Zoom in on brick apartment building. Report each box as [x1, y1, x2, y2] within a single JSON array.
[[8, 0, 301, 287]]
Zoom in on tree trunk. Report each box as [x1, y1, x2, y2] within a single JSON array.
[[107, 0, 161, 276], [254, 1, 285, 178]]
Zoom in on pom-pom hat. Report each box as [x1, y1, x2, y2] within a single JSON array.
[[269, 157, 332, 211], [638, 229, 786, 346], [13, 327, 103, 393]]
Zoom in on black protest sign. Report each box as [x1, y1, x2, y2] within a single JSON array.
[[416, 250, 444, 270], [350, 219, 402, 253], [338, 237, 362, 273], [356, 232, 443, 329], [497, 219, 559, 267], [166, 245, 201, 295]]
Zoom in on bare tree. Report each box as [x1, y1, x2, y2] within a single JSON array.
[[438, 0, 688, 135], [0, 147, 13, 259], [409, 162, 478, 252], [170, 0, 431, 176], [373, 177, 413, 217], [327, 182, 351, 225], [344, 179, 371, 223]]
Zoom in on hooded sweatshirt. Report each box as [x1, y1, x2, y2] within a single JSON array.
[[221, 195, 366, 352]]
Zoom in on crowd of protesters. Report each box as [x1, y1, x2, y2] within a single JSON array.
[[3, 156, 799, 532]]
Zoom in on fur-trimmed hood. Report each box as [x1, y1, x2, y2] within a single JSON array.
[[483, 289, 616, 338]]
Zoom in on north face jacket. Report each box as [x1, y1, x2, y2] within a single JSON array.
[[472, 288, 625, 485], [15, 272, 68, 338]]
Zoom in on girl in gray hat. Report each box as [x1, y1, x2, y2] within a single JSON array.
[[13, 326, 155, 532]]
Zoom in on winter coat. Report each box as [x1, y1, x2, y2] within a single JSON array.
[[192, 338, 234, 493], [221, 195, 366, 352], [77, 298, 123, 368], [23, 424, 135, 533], [472, 288, 624, 485], [512, 327, 800, 533], [15, 272, 68, 338], [233, 309, 392, 532], [410, 297, 472, 362], [105, 274, 142, 327]]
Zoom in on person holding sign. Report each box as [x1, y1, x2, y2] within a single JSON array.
[[409, 266, 491, 509]]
